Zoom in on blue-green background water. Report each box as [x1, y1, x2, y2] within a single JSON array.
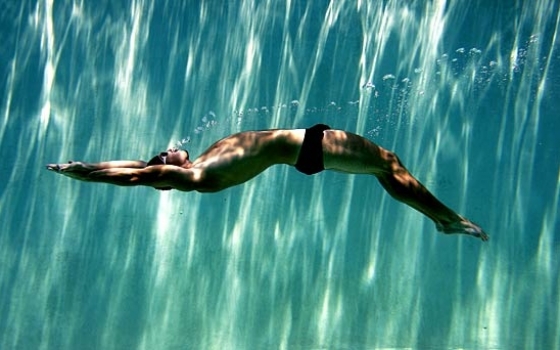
[[1, 1, 559, 349]]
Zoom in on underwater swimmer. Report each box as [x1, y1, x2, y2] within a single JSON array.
[[46, 124, 489, 241]]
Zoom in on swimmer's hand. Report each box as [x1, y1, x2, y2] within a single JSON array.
[[46, 161, 94, 181]]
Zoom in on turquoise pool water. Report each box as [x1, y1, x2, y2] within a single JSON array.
[[1, 1, 558, 349]]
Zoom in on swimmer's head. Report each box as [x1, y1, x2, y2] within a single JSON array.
[[147, 148, 190, 167]]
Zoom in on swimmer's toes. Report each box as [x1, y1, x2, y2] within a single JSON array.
[[478, 229, 490, 242], [465, 220, 489, 242]]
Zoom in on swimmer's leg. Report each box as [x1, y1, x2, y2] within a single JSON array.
[[375, 161, 489, 241], [322, 130, 489, 241]]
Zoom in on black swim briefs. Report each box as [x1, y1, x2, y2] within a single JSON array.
[[294, 124, 331, 175]]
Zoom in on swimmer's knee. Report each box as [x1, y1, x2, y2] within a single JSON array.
[[381, 150, 404, 173]]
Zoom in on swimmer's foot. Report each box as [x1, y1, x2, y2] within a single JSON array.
[[436, 216, 489, 242]]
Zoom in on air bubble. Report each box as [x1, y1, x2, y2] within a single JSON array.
[[382, 74, 396, 81]]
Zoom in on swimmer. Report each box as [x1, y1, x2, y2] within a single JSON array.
[[46, 124, 489, 241]]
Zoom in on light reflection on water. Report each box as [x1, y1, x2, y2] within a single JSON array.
[[0, 0, 559, 349]]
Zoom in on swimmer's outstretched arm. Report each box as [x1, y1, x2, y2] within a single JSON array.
[[46, 160, 147, 183], [89, 166, 203, 191], [46, 161, 201, 191], [46, 160, 147, 182], [46, 160, 148, 180]]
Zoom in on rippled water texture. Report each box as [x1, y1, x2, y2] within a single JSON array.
[[1, 1, 559, 349]]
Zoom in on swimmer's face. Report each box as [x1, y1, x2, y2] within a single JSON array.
[[163, 148, 189, 166], [148, 148, 190, 167]]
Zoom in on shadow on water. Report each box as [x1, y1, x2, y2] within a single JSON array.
[[1, 0, 559, 349]]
